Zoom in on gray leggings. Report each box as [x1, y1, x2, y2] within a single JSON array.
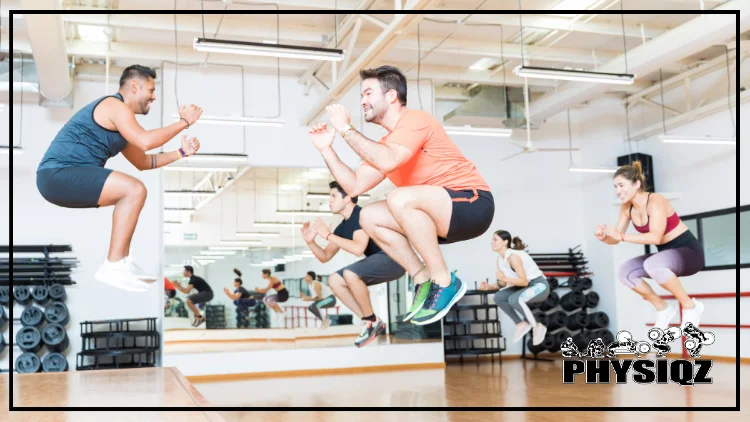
[[493, 276, 550, 325]]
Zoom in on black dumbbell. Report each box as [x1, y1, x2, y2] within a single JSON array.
[[592, 329, 615, 345], [0, 306, 7, 329], [554, 329, 573, 348], [572, 331, 589, 350], [542, 333, 556, 352], [532, 312, 549, 327], [547, 277, 559, 290], [48, 284, 67, 302], [0, 334, 6, 354], [585, 292, 599, 308], [45, 301, 70, 325], [42, 352, 69, 372], [13, 286, 32, 306], [527, 338, 545, 355], [567, 276, 580, 290], [560, 291, 586, 312], [31, 286, 49, 305], [547, 311, 568, 331], [587, 312, 609, 329], [16, 326, 43, 353], [566, 311, 590, 331], [15, 352, 42, 373], [20, 306, 45, 328], [579, 277, 593, 291], [538, 291, 560, 311], [0, 286, 9, 306], [42, 323, 70, 353]]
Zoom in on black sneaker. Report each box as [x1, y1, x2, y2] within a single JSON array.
[[354, 318, 385, 348]]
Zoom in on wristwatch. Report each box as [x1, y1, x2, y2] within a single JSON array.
[[340, 124, 355, 138]]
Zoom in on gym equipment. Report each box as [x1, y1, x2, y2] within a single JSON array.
[[572, 331, 592, 350], [0, 306, 7, 329], [587, 312, 610, 329], [566, 311, 590, 331], [579, 277, 593, 291], [538, 291, 559, 311], [48, 284, 67, 302], [532, 312, 549, 327], [0, 286, 9, 305], [547, 311, 567, 331], [592, 329, 614, 345], [20, 306, 45, 328], [559, 291, 585, 312], [16, 326, 43, 353], [584, 292, 599, 308], [547, 277, 559, 290], [15, 352, 42, 373], [554, 329, 573, 348], [526, 338, 545, 354], [45, 301, 70, 325], [541, 333, 556, 351], [31, 286, 50, 305], [42, 323, 70, 352], [0, 334, 5, 353], [42, 352, 69, 372], [13, 286, 32, 306]]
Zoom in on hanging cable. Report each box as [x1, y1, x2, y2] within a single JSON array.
[[518, 0, 526, 66], [417, 23, 423, 110], [173, 4, 180, 110], [624, 96, 633, 163], [725, 46, 736, 136], [201, 0, 206, 38], [334, 0, 338, 48], [659, 68, 667, 135], [620, 0, 629, 74], [567, 109, 573, 168], [500, 24, 507, 118], [18, 51, 24, 149]]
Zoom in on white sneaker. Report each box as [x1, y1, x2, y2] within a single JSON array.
[[513, 321, 533, 343], [124, 256, 158, 282], [320, 318, 330, 330], [94, 259, 151, 292], [681, 298, 704, 330], [276, 313, 286, 327], [532, 323, 547, 346], [654, 303, 678, 330]]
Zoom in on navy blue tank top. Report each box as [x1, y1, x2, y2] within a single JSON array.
[[38, 93, 129, 171]]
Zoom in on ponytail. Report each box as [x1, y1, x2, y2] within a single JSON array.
[[511, 237, 527, 251], [614, 160, 649, 192], [494, 230, 527, 251]]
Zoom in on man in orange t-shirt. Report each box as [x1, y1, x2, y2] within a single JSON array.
[[308, 65, 495, 327]]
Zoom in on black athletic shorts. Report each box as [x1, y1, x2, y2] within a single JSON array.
[[37, 167, 113, 209], [188, 291, 214, 305], [439, 189, 495, 244]]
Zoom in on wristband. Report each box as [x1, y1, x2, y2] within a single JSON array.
[[340, 125, 354, 138], [180, 117, 190, 128], [178, 148, 187, 158]]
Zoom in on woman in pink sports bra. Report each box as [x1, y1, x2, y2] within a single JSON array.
[[595, 162, 705, 331], [255, 268, 289, 327]]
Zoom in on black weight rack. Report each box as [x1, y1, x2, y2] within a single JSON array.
[[0, 245, 79, 287], [76, 318, 159, 371], [444, 289, 505, 365], [205, 305, 226, 329]]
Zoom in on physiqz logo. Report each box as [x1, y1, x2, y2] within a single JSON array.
[[561, 323, 715, 386]]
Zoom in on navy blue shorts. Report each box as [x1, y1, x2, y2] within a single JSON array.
[[37, 167, 113, 209]]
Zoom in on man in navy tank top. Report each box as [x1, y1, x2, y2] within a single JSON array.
[[37, 65, 203, 292]]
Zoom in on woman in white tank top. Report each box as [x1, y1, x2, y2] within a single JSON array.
[[301, 271, 337, 329], [480, 230, 551, 346]]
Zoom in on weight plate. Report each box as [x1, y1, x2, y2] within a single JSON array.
[[0, 334, 6, 353], [13, 286, 32, 305], [0, 286, 9, 305], [42, 323, 69, 352], [31, 286, 50, 305], [45, 301, 70, 325], [48, 284, 67, 302], [42, 352, 69, 372], [20, 306, 45, 328], [16, 326, 43, 353], [15, 352, 42, 374]]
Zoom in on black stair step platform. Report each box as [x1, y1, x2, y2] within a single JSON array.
[[444, 333, 501, 340], [1, 279, 76, 286], [452, 304, 496, 310], [0, 245, 73, 254], [77, 347, 159, 356], [444, 347, 505, 355], [444, 319, 499, 325], [462, 290, 494, 296], [3, 270, 74, 277], [81, 330, 160, 339], [77, 362, 156, 371]]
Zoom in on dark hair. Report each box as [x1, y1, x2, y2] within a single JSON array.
[[494, 230, 527, 251], [329, 180, 358, 204], [184, 265, 194, 275], [262, 269, 271, 276], [359, 65, 407, 106], [614, 161, 649, 192], [306, 271, 316, 279], [234, 278, 243, 285], [233, 268, 242, 284], [119, 65, 157, 88]]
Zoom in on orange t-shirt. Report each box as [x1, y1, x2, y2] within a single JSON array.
[[164, 277, 176, 291], [363, 110, 490, 192]]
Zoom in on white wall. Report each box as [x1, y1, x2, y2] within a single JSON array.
[[3, 80, 164, 371]]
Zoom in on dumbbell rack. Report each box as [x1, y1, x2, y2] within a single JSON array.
[[77, 318, 159, 370], [443, 288, 505, 365], [521, 245, 612, 362], [205, 305, 226, 329], [1, 245, 74, 373]]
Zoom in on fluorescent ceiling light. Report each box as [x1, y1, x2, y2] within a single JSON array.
[[568, 167, 619, 173], [250, 263, 268, 267], [164, 166, 239, 172], [196, 260, 216, 264], [199, 250, 237, 256], [444, 126, 513, 138], [306, 192, 370, 200], [193, 37, 344, 62], [0, 146, 24, 155], [173, 113, 284, 127], [277, 210, 334, 216], [193, 255, 223, 260], [209, 246, 250, 251], [184, 154, 248, 164], [77, 24, 109, 42], [236, 232, 281, 238], [167, 264, 184, 268], [165, 190, 216, 197], [220, 240, 263, 246], [164, 221, 183, 225], [469, 58, 496, 71], [514, 65, 635, 85], [253, 222, 303, 228], [660, 135, 736, 145]]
